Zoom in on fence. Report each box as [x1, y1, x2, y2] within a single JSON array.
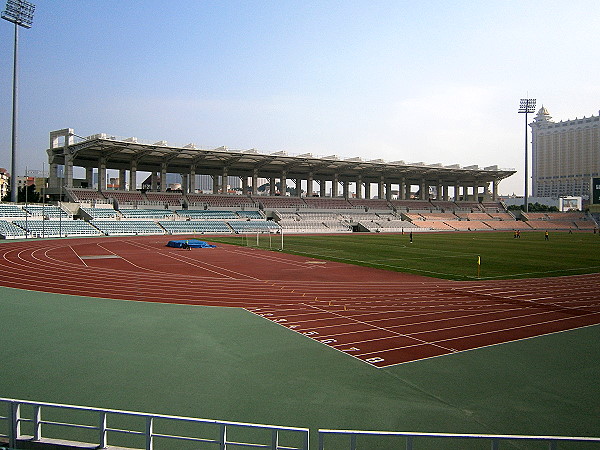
[[0, 398, 309, 450], [3, 398, 600, 450], [317, 428, 600, 449]]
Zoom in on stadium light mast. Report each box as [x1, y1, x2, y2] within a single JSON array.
[[518, 98, 536, 213], [2, 0, 35, 203]]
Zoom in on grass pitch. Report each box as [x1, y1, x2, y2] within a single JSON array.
[[210, 231, 600, 280]]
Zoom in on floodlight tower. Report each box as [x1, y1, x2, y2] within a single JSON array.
[[2, 0, 35, 203], [518, 98, 536, 213]]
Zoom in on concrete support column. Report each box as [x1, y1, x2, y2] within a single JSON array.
[[129, 161, 137, 191], [420, 178, 426, 200], [212, 175, 219, 194], [63, 153, 74, 188], [221, 167, 228, 194], [160, 163, 168, 192], [364, 181, 371, 199], [86, 167, 94, 189], [454, 183, 460, 201], [356, 175, 362, 199], [181, 174, 189, 193], [48, 163, 59, 189], [151, 172, 158, 191], [342, 180, 349, 199], [400, 178, 406, 200], [332, 174, 339, 197], [294, 178, 301, 197], [492, 180, 498, 201], [307, 172, 314, 197], [241, 176, 248, 196], [119, 170, 126, 190], [437, 180, 442, 200], [99, 158, 107, 191], [270, 177, 276, 196], [280, 171, 287, 196], [189, 166, 196, 193], [319, 179, 326, 197], [252, 169, 258, 195], [385, 182, 392, 201], [378, 176, 385, 200], [442, 184, 448, 201]]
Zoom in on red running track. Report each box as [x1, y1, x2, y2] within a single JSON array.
[[1, 235, 599, 368]]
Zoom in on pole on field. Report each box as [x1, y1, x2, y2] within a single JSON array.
[[477, 255, 481, 278]]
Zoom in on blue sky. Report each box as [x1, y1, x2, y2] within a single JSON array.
[[1, 0, 599, 195]]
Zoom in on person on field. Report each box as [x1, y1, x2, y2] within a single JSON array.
[[409, 231, 413, 243], [545, 230, 549, 241]]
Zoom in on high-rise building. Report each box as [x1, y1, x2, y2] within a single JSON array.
[[531, 106, 600, 198]]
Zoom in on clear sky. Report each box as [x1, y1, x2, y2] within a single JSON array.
[[1, 0, 599, 195]]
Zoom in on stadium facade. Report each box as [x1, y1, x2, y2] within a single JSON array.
[[46, 128, 514, 202], [531, 106, 600, 199]]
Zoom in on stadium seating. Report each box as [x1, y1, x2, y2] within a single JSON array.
[[0, 203, 29, 218], [159, 220, 233, 234], [119, 209, 175, 219], [13, 219, 102, 237], [91, 220, 165, 235], [0, 220, 27, 238]]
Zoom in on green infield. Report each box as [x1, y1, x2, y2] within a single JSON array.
[[1, 287, 600, 449], [209, 231, 600, 280]]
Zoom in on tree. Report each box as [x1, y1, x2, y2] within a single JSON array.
[[1, 184, 42, 203]]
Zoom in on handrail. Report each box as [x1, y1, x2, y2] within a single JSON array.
[[0, 398, 309, 450], [318, 428, 600, 450]]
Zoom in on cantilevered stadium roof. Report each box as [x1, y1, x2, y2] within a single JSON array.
[[47, 131, 515, 184]]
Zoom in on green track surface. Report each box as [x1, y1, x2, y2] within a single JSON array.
[[210, 231, 600, 280], [1, 286, 600, 449]]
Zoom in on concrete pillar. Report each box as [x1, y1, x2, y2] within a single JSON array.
[[342, 180, 349, 199], [212, 175, 219, 194], [48, 163, 59, 189], [151, 172, 158, 191], [62, 153, 73, 188], [332, 174, 339, 197], [319, 179, 326, 197], [241, 176, 248, 196], [119, 169, 126, 190], [385, 182, 392, 201], [356, 175, 362, 199], [378, 176, 385, 199], [364, 181, 371, 199], [307, 172, 314, 197], [221, 167, 228, 194], [419, 178, 426, 200], [280, 171, 287, 196], [252, 169, 258, 195], [189, 166, 196, 193], [400, 178, 406, 200], [160, 163, 167, 192], [295, 178, 301, 197], [86, 167, 94, 189], [129, 161, 137, 191], [270, 177, 276, 196], [492, 180, 498, 201], [99, 158, 107, 191]]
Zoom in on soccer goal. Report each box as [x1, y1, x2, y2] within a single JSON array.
[[242, 228, 284, 251]]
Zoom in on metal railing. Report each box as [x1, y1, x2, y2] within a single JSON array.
[[0, 398, 309, 450], [317, 429, 600, 449]]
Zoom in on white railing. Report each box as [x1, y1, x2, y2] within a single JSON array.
[[317, 429, 600, 450], [0, 398, 309, 450]]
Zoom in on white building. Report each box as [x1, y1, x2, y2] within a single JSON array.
[[531, 106, 600, 198]]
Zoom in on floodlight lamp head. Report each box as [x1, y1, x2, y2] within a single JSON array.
[[518, 98, 536, 113], [1, 0, 35, 28]]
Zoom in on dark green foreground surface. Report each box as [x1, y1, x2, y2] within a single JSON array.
[[1, 286, 599, 449]]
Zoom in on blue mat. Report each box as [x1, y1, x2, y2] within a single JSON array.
[[166, 239, 216, 249]]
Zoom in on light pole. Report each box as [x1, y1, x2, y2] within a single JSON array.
[[518, 98, 536, 213], [2, 0, 35, 203]]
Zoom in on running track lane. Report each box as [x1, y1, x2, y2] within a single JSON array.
[[1, 236, 599, 368]]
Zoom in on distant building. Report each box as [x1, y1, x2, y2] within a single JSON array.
[[531, 106, 600, 199], [0, 168, 9, 199]]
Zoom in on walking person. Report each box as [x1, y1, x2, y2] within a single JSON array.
[[544, 230, 549, 241]]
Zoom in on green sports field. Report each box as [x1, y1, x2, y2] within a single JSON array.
[[211, 230, 600, 280], [1, 232, 600, 449]]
